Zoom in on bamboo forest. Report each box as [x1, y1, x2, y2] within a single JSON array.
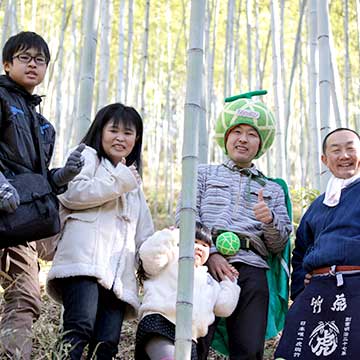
[[1, 0, 360, 359]]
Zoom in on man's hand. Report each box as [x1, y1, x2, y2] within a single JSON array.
[[0, 173, 20, 213], [207, 253, 238, 282], [253, 189, 273, 224], [53, 144, 86, 187]]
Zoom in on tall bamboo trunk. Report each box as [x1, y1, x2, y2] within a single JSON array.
[[116, 0, 125, 102], [62, 0, 79, 154], [97, 0, 112, 110], [224, 0, 235, 97], [356, 0, 360, 131], [233, 0, 242, 91], [140, 0, 150, 116], [255, 0, 261, 89], [74, 0, 99, 143], [9, 0, 18, 34], [175, 0, 205, 358], [246, 0, 252, 90], [343, 0, 350, 127], [31, 0, 37, 30], [54, 0, 67, 166], [1, 0, 11, 72], [307, 0, 321, 190], [207, 0, 219, 163], [124, 0, 134, 104], [298, 9, 306, 188], [329, 28, 344, 128], [285, 0, 306, 181], [164, 0, 172, 214], [270, 0, 287, 180], [317, 0, 331, 191]]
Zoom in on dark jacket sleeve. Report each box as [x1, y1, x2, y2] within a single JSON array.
[[36, 114, 66, 195], [0, 98, 3, 128]]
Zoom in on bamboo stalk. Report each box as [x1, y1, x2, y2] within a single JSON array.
[[270, 0, 287, 180], [74, 0, 99, 143], [317, 0, 331, 190], [307, 0, 321, 190], [97, 0, 112, 110], [175, 0, 206, 358], [115, 0, 125, 102]]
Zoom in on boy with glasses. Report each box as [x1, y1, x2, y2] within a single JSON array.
[[0, 31, 84, 358]]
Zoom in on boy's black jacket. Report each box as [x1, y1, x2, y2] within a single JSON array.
[[0, 75, 62, 193]]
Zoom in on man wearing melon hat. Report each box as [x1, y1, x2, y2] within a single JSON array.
[[192, 90, 292, 359]]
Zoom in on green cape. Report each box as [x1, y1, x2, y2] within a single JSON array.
[[211, 177, 292, 356]]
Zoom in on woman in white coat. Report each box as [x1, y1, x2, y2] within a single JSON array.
[[47, 103, 154, 360]]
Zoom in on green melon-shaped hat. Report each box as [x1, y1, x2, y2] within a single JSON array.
[[215, 90, 276, 159]]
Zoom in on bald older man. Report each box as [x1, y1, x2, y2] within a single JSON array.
[[275, 128, 360, 360]]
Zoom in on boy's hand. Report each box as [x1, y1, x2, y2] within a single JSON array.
[[253, 189, 273, 224], [0, 173, 20, 213], [52, 144, 86, 187]]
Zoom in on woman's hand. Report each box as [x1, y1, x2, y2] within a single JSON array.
[[121, 157, 141, 185], [129, 164, 141, 185]]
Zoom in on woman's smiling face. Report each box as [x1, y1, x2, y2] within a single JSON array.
[[101, 120, 137, 166]]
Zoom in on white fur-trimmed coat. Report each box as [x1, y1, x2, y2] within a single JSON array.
[[46, 146, 154, 320], [139, 228, 240, 340]]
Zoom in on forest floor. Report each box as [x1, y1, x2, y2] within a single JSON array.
[[32, 291, 280, 359], [1, 265, 279, 359]]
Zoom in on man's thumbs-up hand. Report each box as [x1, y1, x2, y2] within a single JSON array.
[[253, 188, 273, 224]]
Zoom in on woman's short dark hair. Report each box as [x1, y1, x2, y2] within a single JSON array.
[[2, 31, 50, 65], [81, 103, 144, 173]]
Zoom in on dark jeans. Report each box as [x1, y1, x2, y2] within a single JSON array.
[[197, 263, 269, 360], [57, 276, 126, 360]]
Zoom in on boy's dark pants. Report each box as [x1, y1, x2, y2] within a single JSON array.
[[197, 263, 269, 360], [0, 243, 41, 360], [58, 276, 126, 360]]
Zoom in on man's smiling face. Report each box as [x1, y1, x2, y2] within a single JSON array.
[[225, 124, 261, 168], [321, 130, 360, 179]]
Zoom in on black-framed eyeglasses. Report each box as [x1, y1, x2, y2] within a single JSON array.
[[12, 53, 47, 65]]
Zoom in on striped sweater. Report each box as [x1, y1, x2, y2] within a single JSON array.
[[177, 159, 292, 269]]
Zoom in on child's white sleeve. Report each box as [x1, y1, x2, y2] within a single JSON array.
[[213, 277, 241, 318], [139, 228, 179, 276]]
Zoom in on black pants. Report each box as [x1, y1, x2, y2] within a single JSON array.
[[197, 263, 269, 360], [57, 276, 126, 360]]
